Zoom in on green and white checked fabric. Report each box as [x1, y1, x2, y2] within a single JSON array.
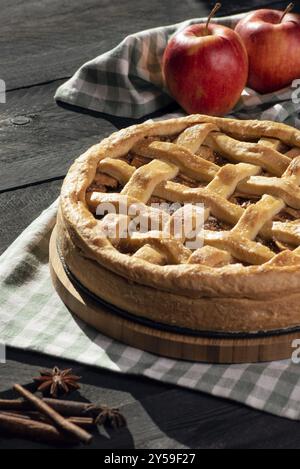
[[1, 201, 300, 421], [55, 12, 300, 126]]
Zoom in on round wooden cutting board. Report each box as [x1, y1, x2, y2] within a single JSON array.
[[49, 227, 300, 364]]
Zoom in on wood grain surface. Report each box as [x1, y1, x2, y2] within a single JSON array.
[[2, 0, 288, 90]]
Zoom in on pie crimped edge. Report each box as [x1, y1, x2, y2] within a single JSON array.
[[57, 115, 300, 333]]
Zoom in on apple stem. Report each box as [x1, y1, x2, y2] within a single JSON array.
[[205, 3, 222, 35], [280, 2, 294, 22]]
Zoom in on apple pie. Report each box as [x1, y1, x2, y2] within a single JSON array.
[[57, 115, 300, 333]]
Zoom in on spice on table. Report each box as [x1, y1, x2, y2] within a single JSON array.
[[14, 384, 92, 445], [0, 397, 125, 424], [0, 397, 126, 426], [94, 405, 127, 429], [0, 397, 100, 416], [0, 411, 77, 445], [34, 366, 81, 397], [0, 410, 95, 429], [0, 393, 127, 445], [43, 398, 103, 418]]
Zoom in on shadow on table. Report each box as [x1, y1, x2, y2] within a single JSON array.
[[56, 100, 181, 130]]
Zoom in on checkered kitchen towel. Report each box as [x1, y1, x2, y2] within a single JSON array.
[[55, 12, 300, 126], [1, 202, 300, 421]]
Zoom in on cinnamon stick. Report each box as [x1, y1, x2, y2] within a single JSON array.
[[0, 397, 101, 418], [14, 385, 93, 444], [0, 410, 95, 429], [0, 398, 28, 411], [43, 398, 102, 418], [0, 412, 77, 444], [68, 416, 95, 428]]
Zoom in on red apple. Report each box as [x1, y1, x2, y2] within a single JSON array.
[[162, 4, 249, 116], [235, 4, 300, 94]]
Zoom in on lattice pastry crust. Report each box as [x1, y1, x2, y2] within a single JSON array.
[[58, 115, 300, 332]]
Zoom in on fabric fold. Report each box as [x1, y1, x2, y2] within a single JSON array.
[[55, 12, 300, 126]]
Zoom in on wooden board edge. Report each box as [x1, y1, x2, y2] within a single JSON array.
[[49, 226, 299, 364]]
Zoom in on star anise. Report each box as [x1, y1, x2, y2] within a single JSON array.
[[34, 367, 81, 398], [94, 405, 127, 429]]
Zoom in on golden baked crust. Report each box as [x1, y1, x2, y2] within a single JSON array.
[[58, 115, 300, 332]]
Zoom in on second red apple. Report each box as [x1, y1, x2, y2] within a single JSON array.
[[235, 4, 300, 94], [162, 4, 249, 116]]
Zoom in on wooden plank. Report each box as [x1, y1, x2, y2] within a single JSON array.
[[1, 0, 291, 90], [126, 388, 300, 449], [0, 180, 61, 255], [1, 348, 300, 449], [0, 82, 116, 193], [0, 81, 177, 192]]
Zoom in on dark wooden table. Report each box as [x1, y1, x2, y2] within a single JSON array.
[[1, 0, 300, 449]]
